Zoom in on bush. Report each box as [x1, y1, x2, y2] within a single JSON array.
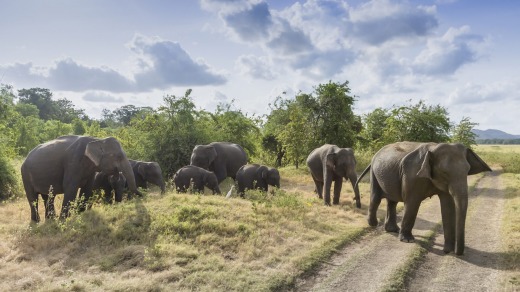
[[0, 153, 19, 201]]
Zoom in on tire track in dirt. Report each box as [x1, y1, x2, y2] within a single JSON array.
[[408, 170, 506, 292], [293, 191, 444, 292]]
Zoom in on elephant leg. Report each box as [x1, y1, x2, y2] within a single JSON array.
[[399, 199, 421, 243], [27, 192, 40, 223], [368, 173, 383, 227], [104, 187, 114, 204], [333, 178, 342, 205], [439, 193, 456, 253], [312, 178, 323, 199], [41, 194, 56, 220], [323, 174, 333, 206], [384, 200, 400, 233]]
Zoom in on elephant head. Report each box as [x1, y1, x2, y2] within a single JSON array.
[[108, 172, 127, 202], [138, 162, 166, 193], [191, 145, 218, 170], [258, 166, 280, 189], [416, 143, 491, 255], [203, 171, 221, 195], [326, 148, 361, 207], [85, 137, 139, 198]]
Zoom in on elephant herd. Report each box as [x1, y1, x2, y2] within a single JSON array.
[[20, 135, 492, 255]]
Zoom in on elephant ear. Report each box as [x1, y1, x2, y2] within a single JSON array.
[[256, 166, 268, 180], [85, 140, 104, 167], [326, 153, 337, 170], [417, 151, 433, 180], [467, 148, 492, 175], [137, 163, 147, 179], [206, 146, 218, 165]]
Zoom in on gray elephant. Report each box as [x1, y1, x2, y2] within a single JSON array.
[[355, 142, 491, 255], [21, 135, 140, 222], [236, 164, 281, 197], [129, 159, 166, 194], [93, 171, 127, 204], [190, 142, 248, 183], [173, 165, 221, 194], [306, 144, 361, 207]]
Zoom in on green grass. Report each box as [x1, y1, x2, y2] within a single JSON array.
[[475, 145, 520, 174], [500, 173, 520, 289]]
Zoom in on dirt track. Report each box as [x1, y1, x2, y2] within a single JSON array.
[[293, 169, 515, 292]]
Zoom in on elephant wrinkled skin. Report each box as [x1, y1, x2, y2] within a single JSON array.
[[21, 135, 139, 222], [190, 142, 247, 184], [236, 164, 280, 197], [355, 142, 491, 255], [93, 171, 127, 204], [174, 165, 221, 195], [306, 144, 361, 207], [129, 159, 166, 194]]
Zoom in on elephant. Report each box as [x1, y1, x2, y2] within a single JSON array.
[[173, 165, 221, 195], [21, 135, 140, 222], [190, 142, 248, 184], [235, 164, 281, 197], [129, 159, 166, 194], [355, 142, 491, 255], [93, 171, 127, 204], [306, 144, 361, 207]]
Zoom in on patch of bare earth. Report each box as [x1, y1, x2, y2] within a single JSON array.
[[293, 169, 512, 292]]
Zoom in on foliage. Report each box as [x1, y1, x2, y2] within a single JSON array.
[[384, 100, 450, 143], [262, 81, 361, 167], [358, 107, 391, 151], [451, 117, 478, 148]]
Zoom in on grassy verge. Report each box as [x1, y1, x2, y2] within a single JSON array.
[[500, 173, 520, 289]]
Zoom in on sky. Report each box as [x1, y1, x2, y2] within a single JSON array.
[[1, 0, 519, 134]]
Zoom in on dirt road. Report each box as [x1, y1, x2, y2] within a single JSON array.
[[293, 170, 515, 292]]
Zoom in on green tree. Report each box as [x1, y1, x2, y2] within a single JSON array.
[[384, 100, 451, 143], [310, 81, 360, 147], [73, 119, 87, 135], [278, 103, 311, 168], [210, 101, 260, 157], [358, 108, 391, 151], [17, 88, 58, 121], [451, 117, 478, 148]]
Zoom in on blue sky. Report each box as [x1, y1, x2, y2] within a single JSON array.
[[1, 0, 519, 134]]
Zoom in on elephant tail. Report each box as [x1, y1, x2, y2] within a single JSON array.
[[355, 164, 371, 190], [225, 185, 234, 199]]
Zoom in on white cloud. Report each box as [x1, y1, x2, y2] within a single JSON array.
[[83, 91, 125, 103], [130, 34, 227, 89], [235, 55, 276, 80], [0, 35, 226, 93], [413, 26, 484, 75]]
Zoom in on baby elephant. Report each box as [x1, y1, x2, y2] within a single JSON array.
[[236, 164, 280, 197], [173, 165, 221, 195]]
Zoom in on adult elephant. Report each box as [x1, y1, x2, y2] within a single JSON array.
[[93, 171, 127, 204], [306, 144, 361, 207], [129, 159, 166, 194], [173, 165, 221, 194], [21, 135, 140, 222], [190, 142, 248, 184], [355, 142, 491, 255], [236, 164, 280, 197]]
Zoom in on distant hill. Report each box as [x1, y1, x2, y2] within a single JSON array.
[[473, 129, 520, 140]]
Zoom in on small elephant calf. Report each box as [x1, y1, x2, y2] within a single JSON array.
[[173, 165, 221, 195], [236, 164, 280, 197]]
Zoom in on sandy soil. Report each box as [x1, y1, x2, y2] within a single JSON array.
[[293, 169, 516, 292]]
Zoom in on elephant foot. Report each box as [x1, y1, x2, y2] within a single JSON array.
[[368, 216, 378, 227], [399, 231, 415, 243], [384, 223, 400, 233], [332, 200, 340, 205], [324, 201, 331, 206], [443, 242, 455, 254]]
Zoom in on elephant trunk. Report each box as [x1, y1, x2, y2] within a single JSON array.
[[121, 160, 140, 200], [453, 190, 468, 255]]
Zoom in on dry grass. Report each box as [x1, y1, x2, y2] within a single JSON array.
[[500, 173, 520, 289], [0, 166, 372, 291]]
